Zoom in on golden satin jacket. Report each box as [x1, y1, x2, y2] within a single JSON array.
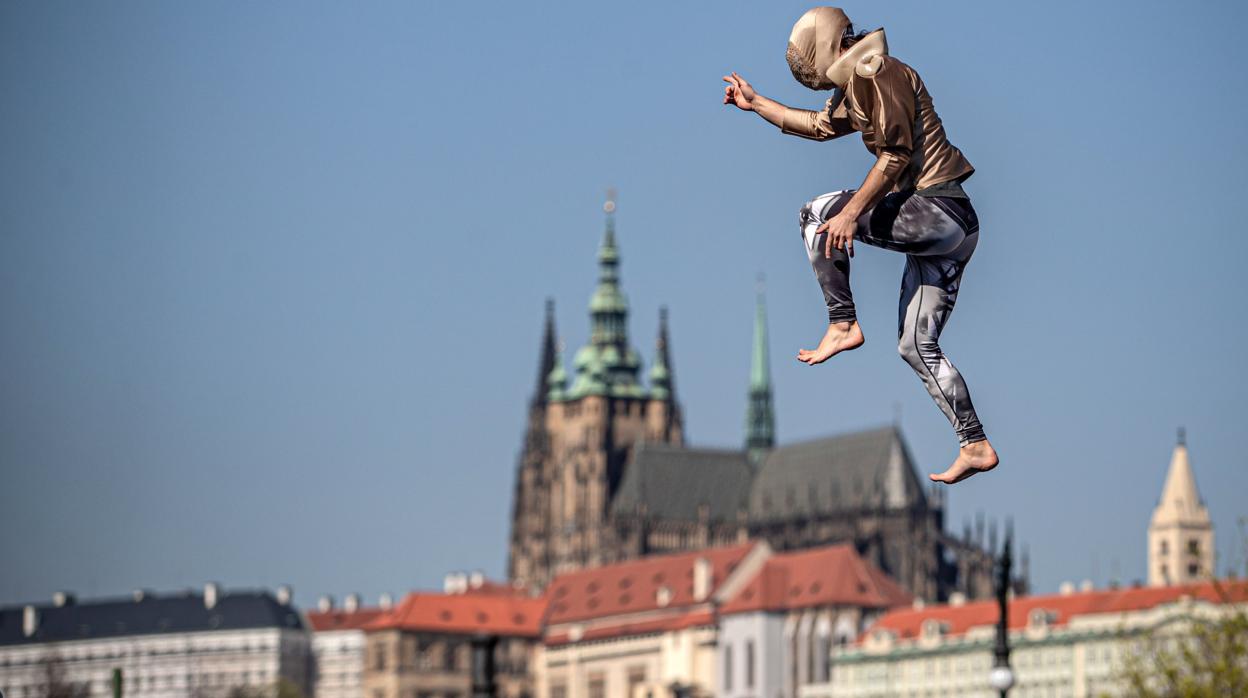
[[780, 55, 974, 193]]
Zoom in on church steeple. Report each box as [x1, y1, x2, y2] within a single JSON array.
[[745, 280, 775, 460], [530, 298, 558, 407], [649, 307, 675, 401], [1148, 427, 1215, 586], [568, 193, 645, 399]]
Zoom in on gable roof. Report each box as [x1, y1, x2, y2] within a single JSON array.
[[749, 426, 925, 519], [720, 544, 911, 615], [364, 591, 546, 638], [610, 443, 754, 522], [864, 579, 1248, 642], [544, 542, 756, 625], [0, 590, 303, 646]]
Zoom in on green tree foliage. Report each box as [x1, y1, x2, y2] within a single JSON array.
[[1115, 584, 1248, 697]]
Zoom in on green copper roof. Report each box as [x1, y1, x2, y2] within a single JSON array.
[[565, 198, 647, 401], [648, 307, 672, 400], [546, 341, 568, 401], [750, 289, 771, 390], [745, 285, 775, 457]]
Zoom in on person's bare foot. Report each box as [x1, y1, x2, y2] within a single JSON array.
[[797, 321, 865, 365], [929, 440, 999, 485]]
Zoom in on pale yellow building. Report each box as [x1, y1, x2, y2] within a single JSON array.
[[800, 580, 1248, 698], [1148, 429, 1215, 587]]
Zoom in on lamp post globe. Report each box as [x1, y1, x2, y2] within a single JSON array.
[[989, 665, 1015, 692]]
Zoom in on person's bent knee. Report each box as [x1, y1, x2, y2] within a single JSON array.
[[897, 335, 925, 368]]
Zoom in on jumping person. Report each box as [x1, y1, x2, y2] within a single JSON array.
[[721, 7, 998, 484]]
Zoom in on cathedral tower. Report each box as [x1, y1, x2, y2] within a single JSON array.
[[1148, 428, 1215, 586], [507, 196, 683, 590], [745, 282, 775, 461]]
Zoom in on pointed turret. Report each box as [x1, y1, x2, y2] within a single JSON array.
[[1148, 427, 1215, 586], [547, 339, 568, 402], [649, 307, 675, 401], [530, 299, 558, 407], [745, 280, 775, 460], [568, 194, 645, 399]]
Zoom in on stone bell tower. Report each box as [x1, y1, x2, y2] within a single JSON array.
[[1148, 428, 1215, 586]]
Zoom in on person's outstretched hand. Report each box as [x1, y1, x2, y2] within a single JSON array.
[[722, 72, 756, 111]]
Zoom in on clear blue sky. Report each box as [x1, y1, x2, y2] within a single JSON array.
[[2, 0, 1245, 607]]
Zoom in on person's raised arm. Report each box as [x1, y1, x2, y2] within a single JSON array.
[[723, 72, 853, 141]]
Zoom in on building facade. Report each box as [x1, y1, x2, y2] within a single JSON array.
[[536, 540, 910, 698], [360, 579, 546, 698], [717, 544, 911, 698], [508, 198, 1012, 603], [800, 579, 1248, 698], [0, 585, 311, 698], [307, 595, 386, 698], [1148, 429, 1215, 587]]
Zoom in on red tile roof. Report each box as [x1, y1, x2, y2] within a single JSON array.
[[545, 610, 715, 647], [865, 579, 1248, 642], [544, 542, 756, 625], [306, 608, 387, 632], [366, 591, 547, 638], [720, 544, 912, 615]]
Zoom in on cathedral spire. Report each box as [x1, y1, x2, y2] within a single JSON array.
[[649, 307, 675, 400], [531, 298, 557, 407], [567, 191, 645, 399], [745, 278, 775, 460]]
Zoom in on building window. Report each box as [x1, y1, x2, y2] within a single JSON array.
[[1188, 539, 1200, 555], [588, 672, 605, 698], [746, 640, 756, 688], [443, 642, 457, 671], [550, 681, 567, 698], [1189, 562, 1200, 576], [723, 643, 733, 691], [628, 666, 646, 696], [1159, 540, 1168, 555]]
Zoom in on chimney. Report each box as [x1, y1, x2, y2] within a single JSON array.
[[469, 570, 485, 590], [52, 591, 76, 608], [949, 592, 967, 607], [693, 557, 712, 602], [344, 593, 360, 613], [276, 585, 293, 606], [204, 582, 220, 610], [22, 606, 38, 637], [379, 593, 394, 610], [1079, 580, 1093, 593], [317, 596, 335, 613], [132, 589, 154, 603], [445, 572, 468, 594], [1059, 581, 1074, 596]]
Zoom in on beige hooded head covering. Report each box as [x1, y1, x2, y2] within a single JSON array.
[[787, 7, 888, 90]]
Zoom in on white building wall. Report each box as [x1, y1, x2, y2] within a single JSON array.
[[0, 627, 309, 698], [718, 613, 785, 698], [311, 628, 365, 698]]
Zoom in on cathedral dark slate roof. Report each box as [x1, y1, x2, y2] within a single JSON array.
[[611, 426, 927, 526], [0, 590, 304, 646], [749, 426, 926, 520], [611, 443, 754, 522]]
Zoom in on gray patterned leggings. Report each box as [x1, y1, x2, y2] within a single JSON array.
[[799, 189, 986, 445]]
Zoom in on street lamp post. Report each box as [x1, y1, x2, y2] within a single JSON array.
[[470, 634, 498, 698], [988, 530, 1015, 697]]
